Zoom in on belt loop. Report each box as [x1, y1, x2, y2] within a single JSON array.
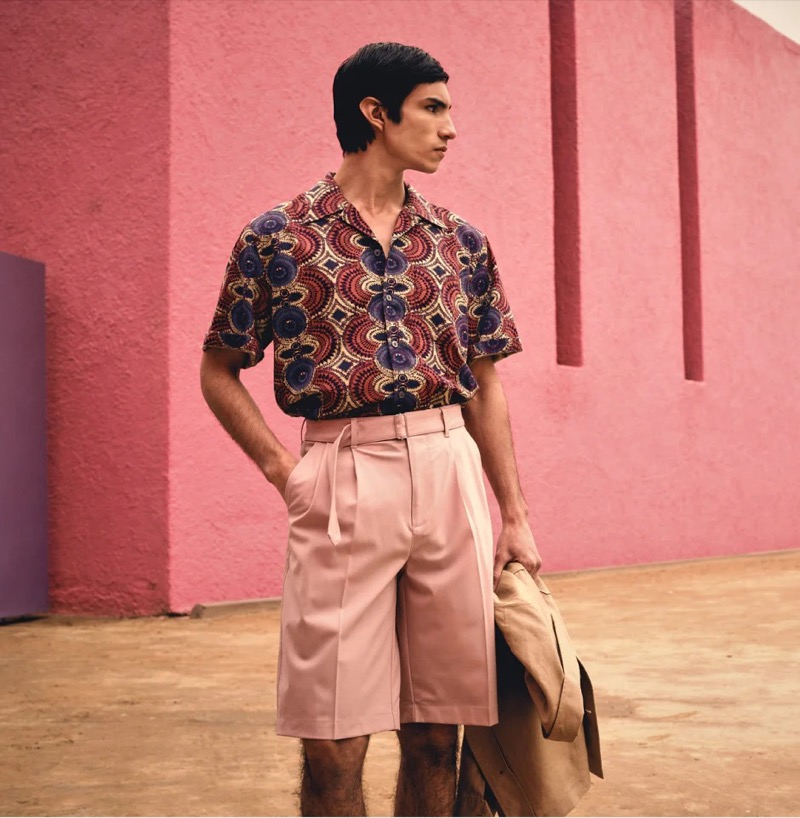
[[300, 417, 308, 445], [441, 406, 451, 437], [394, 413, 407, 440], [350, 417, 359, 448]]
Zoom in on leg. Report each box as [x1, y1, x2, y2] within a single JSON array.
[[300, 735, 370, 817], [394, 722, 458, 817]]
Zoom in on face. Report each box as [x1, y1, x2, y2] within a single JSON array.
[[375, 81, 457, 174]]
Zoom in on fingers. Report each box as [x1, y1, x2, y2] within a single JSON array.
[[526, 558, 542, 579], [493, 552, 543, 589], [492, 554, 506, 591]]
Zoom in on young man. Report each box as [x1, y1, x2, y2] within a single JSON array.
[[200, 42, 542, 817]]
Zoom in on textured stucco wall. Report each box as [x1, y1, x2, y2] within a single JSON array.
[[174, 0, 800, 611], [3, 0, 798, 615], [168, 0, 551, 610], [0, 1, 170, 614], [690, 0, 800, 550]]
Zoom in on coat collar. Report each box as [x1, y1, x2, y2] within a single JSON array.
[[299, 170, 446, 232]]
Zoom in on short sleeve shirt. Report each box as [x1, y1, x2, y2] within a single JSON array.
[[202, 171, 524, 419]]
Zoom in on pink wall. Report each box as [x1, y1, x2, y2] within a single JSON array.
[[2, 0, 798, 614], [0, 1, 170, 615], [167, 0, 552, 610]]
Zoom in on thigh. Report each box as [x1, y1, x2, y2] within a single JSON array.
[[398, 426, 498, 726], [278, 438, 413, 740]]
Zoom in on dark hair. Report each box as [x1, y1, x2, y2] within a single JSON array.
[[333, 42, 449, 155]]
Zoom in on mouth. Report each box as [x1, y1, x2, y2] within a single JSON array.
[[434, 147, 447, 153]]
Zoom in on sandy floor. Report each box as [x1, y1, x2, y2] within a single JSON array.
[[2, 551, 799, 817]]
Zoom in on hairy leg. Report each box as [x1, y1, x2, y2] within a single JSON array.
[[394, 722, 459, 817], [299, 735, 370, 817]]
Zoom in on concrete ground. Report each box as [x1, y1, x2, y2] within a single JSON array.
[[1, 550, 799, 817]]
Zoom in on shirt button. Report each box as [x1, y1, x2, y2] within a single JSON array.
[[391, 340, 399, 347], [385, 294, 392, 302], [374, 248, 382, 257]]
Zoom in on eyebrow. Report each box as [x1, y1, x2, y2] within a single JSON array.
[[423, 97, 453, 110]]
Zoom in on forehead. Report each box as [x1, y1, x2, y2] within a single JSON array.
[[407, 81, 451, 105]]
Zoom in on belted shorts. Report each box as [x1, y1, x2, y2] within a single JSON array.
[[276, 403, 498, 740]]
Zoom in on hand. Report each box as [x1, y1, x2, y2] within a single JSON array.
[[263, 451, 299, 504], [493, 519, 543, 590]]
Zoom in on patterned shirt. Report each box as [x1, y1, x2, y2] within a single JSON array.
[[202, 171, 524, 419]]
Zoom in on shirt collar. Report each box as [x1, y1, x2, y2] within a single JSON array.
[[300, 170, 446, 231]]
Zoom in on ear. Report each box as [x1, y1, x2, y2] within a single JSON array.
[[359, 96, 386, 132]]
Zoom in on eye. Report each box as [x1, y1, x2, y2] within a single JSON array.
[[426, 104, 439, 112]]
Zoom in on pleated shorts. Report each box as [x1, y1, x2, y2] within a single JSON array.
[[276, 403, 498, 740]]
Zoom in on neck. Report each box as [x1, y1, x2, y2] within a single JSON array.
[[333, 151, 407, 216]]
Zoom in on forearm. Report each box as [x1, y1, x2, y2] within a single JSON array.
[[462, 362, 528, 524], [200, 360, 289, 482]]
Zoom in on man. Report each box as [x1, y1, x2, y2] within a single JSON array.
[[200, 42, 542, 817]]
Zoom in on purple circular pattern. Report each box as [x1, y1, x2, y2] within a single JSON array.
[[285, 357, 315, 391], [237, 244, 262, 277], [368, 293, 407, 323], [230, 300, 254, 333], [476, 337, 509, 356], [385, 248, 409, 276], [456, 315, 469, 349], [251, 210, 287, 235], [459, 364, 478, 391], [361, 247, 386, 276], [470, 265, 491, 297], [478, 307, 503, 336], [457, 223, 482, 254], [267, 254, 297, 287], [274, 306, 307, 339], [376, 341, 417, 372]]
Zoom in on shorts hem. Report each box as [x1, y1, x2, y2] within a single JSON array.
[[399, 702, 498, 726], [276, 710, 401, 740]]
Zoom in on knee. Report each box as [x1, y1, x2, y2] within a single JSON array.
[[302, 736, 369, 788], [398, 723, 458, 767]]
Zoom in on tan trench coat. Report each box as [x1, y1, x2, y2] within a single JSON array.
[[455, 562, 604, 816]]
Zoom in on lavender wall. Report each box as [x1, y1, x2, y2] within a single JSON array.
[[0, 253, 47, 618]]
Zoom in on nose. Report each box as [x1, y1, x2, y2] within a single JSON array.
[[440, 113, 457, 142]]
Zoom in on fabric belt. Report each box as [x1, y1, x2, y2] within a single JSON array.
[[301, 404, 465, 546]]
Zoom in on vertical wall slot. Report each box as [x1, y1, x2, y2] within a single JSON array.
[[675, 0, 704, 381], [550, 0, 583, 367]]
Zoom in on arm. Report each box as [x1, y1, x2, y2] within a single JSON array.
[[461, 356, 542, 587], [199, 348, 296, 501]]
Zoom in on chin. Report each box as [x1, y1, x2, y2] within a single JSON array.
[[409, 158, 439, 175]]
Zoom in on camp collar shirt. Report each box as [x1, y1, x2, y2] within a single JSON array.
[[202, 171, 524, 419]]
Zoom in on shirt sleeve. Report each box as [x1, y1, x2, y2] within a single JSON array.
[[201, 220, 275, 369], [466, 233, 524, 364]]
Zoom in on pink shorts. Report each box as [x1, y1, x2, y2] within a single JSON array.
[[276, 403, 498, 740]]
